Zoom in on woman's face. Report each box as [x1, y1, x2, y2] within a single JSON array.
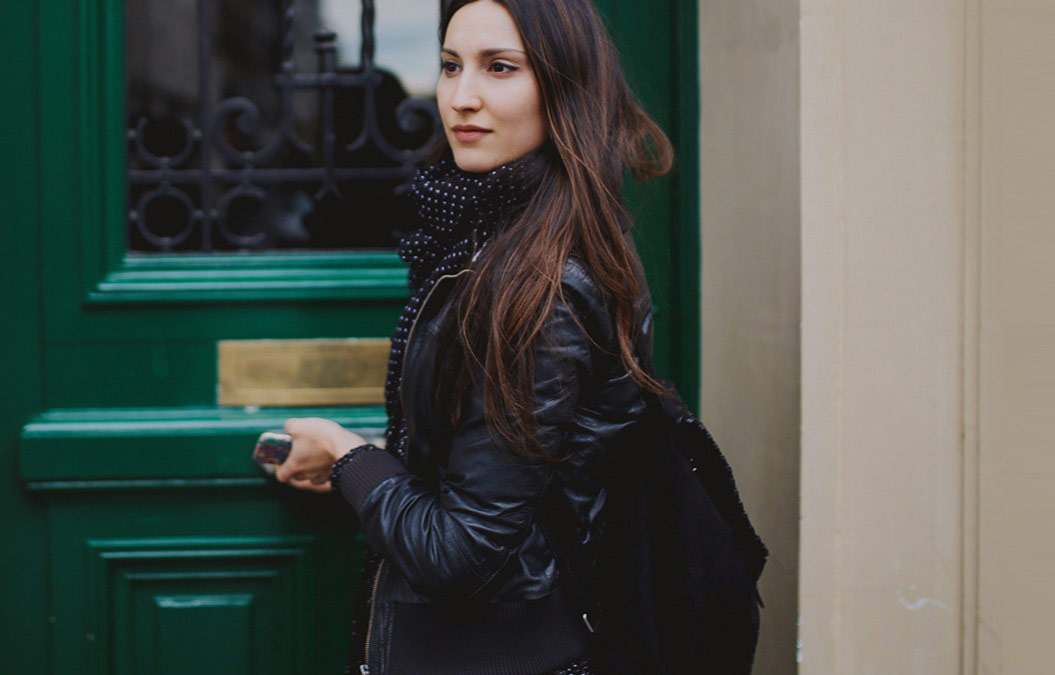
[[437, 0, 547, 173]]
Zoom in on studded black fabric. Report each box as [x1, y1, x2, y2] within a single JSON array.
[[382, 151, 544, 462], [546, 655, 599, 674]]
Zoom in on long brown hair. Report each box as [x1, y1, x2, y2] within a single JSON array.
[[435, 0, 675, 460]]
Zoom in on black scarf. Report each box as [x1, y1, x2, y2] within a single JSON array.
[[383, 152, 544, 461]]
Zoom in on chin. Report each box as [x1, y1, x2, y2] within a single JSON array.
[[450, 149, 502, 174]]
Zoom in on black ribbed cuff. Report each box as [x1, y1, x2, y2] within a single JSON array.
[[331, 444, 406, 513]]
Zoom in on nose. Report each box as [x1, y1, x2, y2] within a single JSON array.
[[449, 71, 482, 113]]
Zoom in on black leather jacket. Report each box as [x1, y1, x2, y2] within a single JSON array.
[[337, 254, 653, 674]]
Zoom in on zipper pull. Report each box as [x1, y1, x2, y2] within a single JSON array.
[[359, 665, 370, 675]]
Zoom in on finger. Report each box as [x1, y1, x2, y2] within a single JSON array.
[[289, 477, 331, 493], [274, 460, 303, 483], [289, 470, 322, 483], [273, 441, 312, 483], [274, 463, 290, 482], [284, 417, 301, 435]]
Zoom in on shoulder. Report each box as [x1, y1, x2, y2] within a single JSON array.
[[560, 256, 609, 318], [560, 253, 655, 362], [560, 254, 650, 326], [561, 256, 603, 303], [554, 256, 616, 351]]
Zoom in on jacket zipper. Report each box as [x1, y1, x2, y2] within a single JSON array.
[[360, 559, 385, 675], [364, 263, 476, 673], [399, 268, 473, 418]]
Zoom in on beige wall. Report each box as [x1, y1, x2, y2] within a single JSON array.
[[698, 1, 801, 672], [799, 0, 968, 671], [702, 0, 1054, 672], [975, 1, 1055, 671]]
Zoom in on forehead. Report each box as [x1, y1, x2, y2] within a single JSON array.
[[444, 0, 524, 51]]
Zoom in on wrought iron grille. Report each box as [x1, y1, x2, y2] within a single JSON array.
[[126, 0, 443, 252]]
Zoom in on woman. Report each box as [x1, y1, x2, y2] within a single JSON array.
[[276, 0, 675, 672]]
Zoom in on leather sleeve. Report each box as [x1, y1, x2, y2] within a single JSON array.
[[356, 273, 604, 601]]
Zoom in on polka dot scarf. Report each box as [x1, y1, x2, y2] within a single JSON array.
[[383, 152, 544, 461]]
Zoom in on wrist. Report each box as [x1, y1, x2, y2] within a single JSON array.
[[329, 428, 361, 462]]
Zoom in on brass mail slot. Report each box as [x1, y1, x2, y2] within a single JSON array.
[[218, 338, 390, 406]]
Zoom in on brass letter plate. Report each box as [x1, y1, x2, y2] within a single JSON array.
[[218, 338, 390, 406]]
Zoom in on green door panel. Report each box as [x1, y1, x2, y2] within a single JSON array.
[[147, 593, 258, 675], [49, 500, 363, 674], [96, 537, 310, 674], [2, 0, 699, 671]]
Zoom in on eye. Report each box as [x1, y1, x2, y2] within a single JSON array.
[[490, 61, 518, 74], [441, 59, 460, 74]]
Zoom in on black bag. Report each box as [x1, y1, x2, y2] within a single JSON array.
[[540, 381, 769, 674]]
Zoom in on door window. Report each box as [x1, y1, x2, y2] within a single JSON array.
[[125, 0, 441, 252]]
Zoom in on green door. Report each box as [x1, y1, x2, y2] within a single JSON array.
[[0, 0, 698, 672]]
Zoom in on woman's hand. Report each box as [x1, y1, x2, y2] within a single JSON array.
[[275, 417, 368, 493]]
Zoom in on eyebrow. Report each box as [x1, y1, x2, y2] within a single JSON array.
[[441, 47, 526, 58]]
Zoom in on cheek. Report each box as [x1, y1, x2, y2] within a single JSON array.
[[503, 85, 546, 144]]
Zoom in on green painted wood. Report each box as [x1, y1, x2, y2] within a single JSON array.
[[20, 407, 386, 483], [675, 0, 702, 411], [91, 252, 411, 305], [148, 594, 257, 674], [0, 0, 49, 671], [44, 304, 401, 343], [607, 0, 687, 390], [50, 502, 361, 674], [46, 344, 222, 408], [92, 536, 312, 673]]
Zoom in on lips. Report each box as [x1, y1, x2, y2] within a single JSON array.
[[452, 125, 492, 142]]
